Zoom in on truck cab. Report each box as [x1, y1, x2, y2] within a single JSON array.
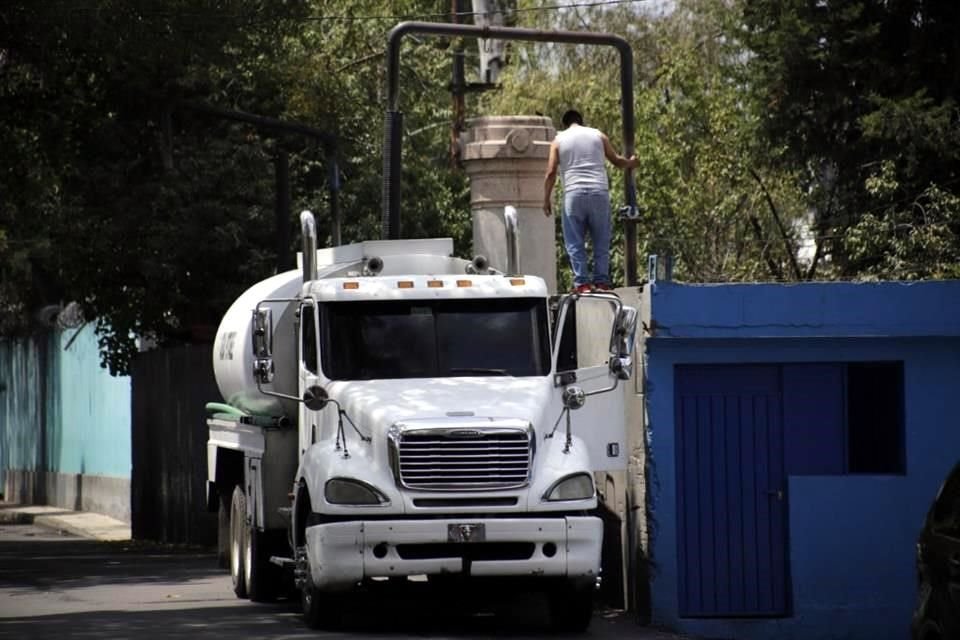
[[208, 213, 637, 631]]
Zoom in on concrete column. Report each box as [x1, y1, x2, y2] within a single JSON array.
[[462, 115, 557, 293]]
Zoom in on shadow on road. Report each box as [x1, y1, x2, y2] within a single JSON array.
[[0, 530, 665, 638], [0, 536, 217, 592], [0, 596, 633, 639]]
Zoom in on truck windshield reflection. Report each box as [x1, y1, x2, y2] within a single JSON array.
[[320, 298, 550, 380]]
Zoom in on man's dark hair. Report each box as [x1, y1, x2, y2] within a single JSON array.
[[561, 109, 584, 128]]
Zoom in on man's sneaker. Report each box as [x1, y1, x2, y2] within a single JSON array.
[[572, 283, 594, 294], [593, 282, 614, 292]]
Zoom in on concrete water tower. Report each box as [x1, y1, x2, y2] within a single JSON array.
[[462, 115, 558, 293]]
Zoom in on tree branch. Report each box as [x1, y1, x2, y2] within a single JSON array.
[[749, 167, 802, 280]]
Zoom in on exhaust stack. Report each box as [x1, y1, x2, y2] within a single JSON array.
[[504, 206, 520, 276], [300, 210, 317, 283]]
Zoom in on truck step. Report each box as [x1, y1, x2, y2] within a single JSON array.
[[269, 555, 296, 568], [277, 506, 292, 519]]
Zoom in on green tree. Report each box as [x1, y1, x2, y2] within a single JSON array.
[[1, 0, 472, 373], [482, 0, 808, 285], [741, 0, 960, 278]]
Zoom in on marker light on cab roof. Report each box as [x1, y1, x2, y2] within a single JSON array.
[[342, 282, 359, 290], [509, 278, 526, 286], [427, 280, 443, 288], [397, 281, 414, 288]]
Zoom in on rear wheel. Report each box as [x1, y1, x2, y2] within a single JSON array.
[[245, 526, 280, 602], [216, 491, 230, 569], [229, 486, 248, 599], [548, 583, 594, 632]]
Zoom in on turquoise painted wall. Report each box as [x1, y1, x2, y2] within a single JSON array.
[[0, 326, 131, 493], [52, 326, 131, 477]]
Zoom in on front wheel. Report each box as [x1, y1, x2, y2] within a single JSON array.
[[301, 585, 343, 630], [229, 486, 248, 599]]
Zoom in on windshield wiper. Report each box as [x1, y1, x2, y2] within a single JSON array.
[[449, 367, 510, 376]]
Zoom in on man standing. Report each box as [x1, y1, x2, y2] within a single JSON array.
[[543, 109, 638, 293]]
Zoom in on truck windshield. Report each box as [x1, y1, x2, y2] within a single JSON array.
[[320, 298, 551, 380]]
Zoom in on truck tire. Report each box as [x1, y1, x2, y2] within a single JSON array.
[[217, 491, 230, 569], [245, 526, 279, 602], [548, 583, 593, 632], [301, 586, 343, 630], [229, 486, 248, 599]]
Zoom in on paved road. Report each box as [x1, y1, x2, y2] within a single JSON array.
[[0, 522, 682, 639]]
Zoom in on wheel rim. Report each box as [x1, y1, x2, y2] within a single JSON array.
[[244, 527, 253, 588], [230, 517, 242, 582]]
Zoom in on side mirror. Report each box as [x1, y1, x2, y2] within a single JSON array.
[[303, 385, 330, 411], [252, 307, 274, 385], [252, 307, 273, 358], [609, 306, 638, 381]]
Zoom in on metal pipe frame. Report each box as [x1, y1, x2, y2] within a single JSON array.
[[382, 21, 639, 285]]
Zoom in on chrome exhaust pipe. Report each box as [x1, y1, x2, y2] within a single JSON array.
[[300, 210, 317, 283], [504, 206, 520, 275]]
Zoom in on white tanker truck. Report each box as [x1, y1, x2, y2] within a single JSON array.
[[207, 209, 637, 631], [205, 19, 641, 633]]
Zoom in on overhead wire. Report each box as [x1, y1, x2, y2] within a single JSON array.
[[12, 0, 650, 26]]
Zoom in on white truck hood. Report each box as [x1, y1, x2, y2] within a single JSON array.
[[326, 376, 552, 433]]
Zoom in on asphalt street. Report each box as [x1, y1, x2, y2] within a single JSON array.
[[0, 522, 685, 640]]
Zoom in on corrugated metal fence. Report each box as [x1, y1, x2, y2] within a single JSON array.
[[131, 344, 220, 545], [0, 334, 49, 497]]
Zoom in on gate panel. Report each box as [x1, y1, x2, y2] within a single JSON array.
[[676, 365, 790, 617]]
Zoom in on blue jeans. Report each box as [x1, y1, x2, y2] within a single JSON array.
[[562, 189, 611, 287]]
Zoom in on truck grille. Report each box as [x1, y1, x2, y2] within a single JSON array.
[[393, 427, 533, 491]]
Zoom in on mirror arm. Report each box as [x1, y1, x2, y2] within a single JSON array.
[[254, 381, 302, 404], [583, 377, 620, 397]]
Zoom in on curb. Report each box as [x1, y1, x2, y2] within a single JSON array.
[[0, 504, 131, 542]]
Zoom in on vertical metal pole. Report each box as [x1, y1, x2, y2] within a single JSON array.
[[382, 111, 403, 240], [618, 47, 638, 287], [275, 150, 291, 272], [450, 0, 466, 168], [327, 152, 341, 246]]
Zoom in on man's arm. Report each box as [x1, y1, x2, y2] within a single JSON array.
[[543, 141, 559, 217], [601, 133, 638, 169]]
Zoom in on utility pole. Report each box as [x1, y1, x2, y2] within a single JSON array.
[[450, 0, 468, 168]]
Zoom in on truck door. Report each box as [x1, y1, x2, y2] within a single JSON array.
[[298, 299, 322, 458], [554, 295, 627, 472]]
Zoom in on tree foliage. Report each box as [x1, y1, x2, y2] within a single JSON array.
[[741, 0, 960, 278], [3, 0, 960, 373], [1, 0, 469, 374], [482, 0, 808, 285]]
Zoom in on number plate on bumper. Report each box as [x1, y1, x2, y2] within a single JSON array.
[[448, 523, 485, 543]]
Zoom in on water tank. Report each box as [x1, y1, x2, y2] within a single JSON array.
[[212, 270, 302, 418]]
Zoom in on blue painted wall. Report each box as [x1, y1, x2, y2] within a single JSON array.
[[0, 326, 131, 493], [645, 280, 960, 640]]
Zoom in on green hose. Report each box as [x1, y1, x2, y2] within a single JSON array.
[[205, 402, 248, 417]]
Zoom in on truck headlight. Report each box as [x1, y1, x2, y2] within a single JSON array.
[[324, 478, 389, 505], [542, 473, 594, 502]]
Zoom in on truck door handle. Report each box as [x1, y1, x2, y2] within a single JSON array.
[[764, 489, 784, 501]]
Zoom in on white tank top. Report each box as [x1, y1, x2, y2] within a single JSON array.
[[556, 126, 608, 192]]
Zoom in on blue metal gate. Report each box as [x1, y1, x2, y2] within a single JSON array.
[[675, 364, 790, 617]]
